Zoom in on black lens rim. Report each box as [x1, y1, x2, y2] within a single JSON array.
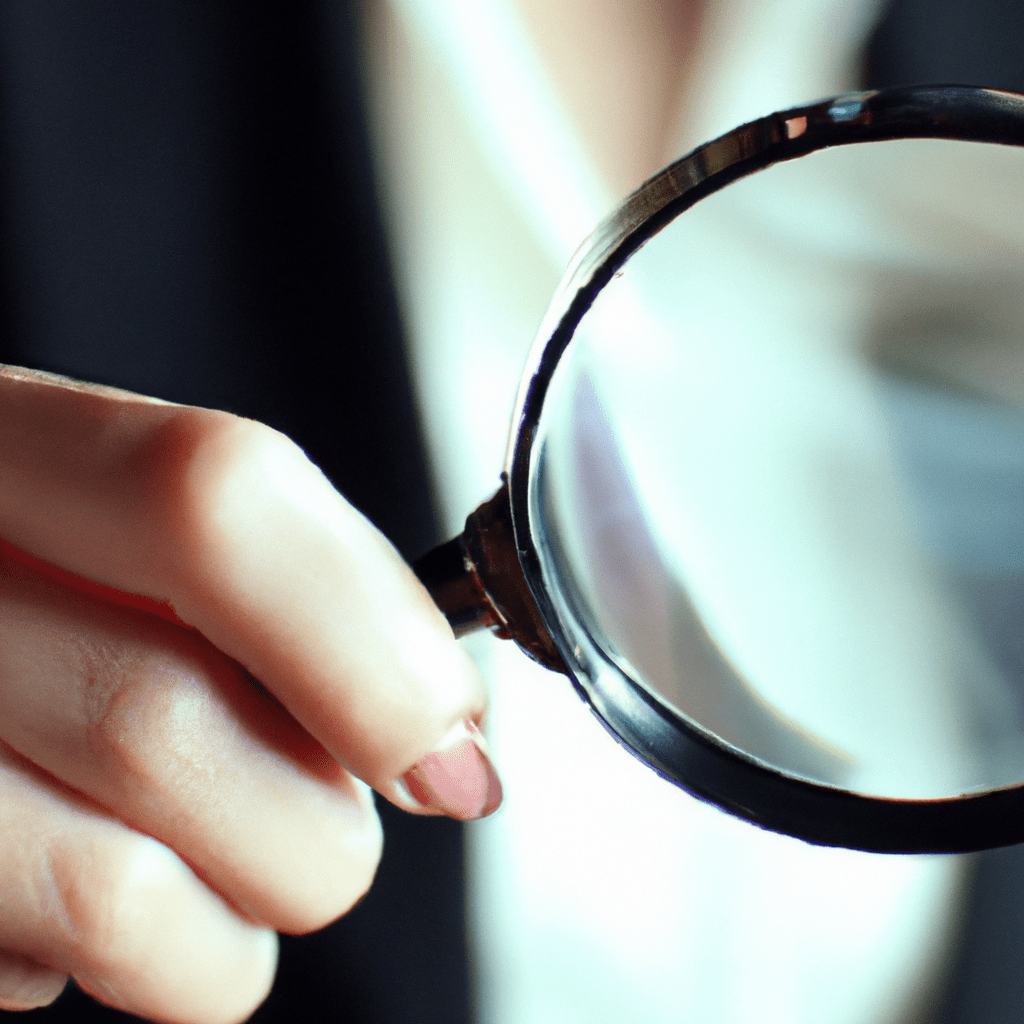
[[505, 84, 1024, 854]]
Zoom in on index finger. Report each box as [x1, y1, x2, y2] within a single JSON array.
[[0, 366, 500, 819]]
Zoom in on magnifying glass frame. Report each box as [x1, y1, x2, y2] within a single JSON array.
[[418, 84, 1024, 854]]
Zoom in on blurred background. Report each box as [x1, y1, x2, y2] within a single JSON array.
[[0, 1, 1023, 1022]]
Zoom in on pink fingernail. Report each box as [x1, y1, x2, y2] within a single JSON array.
[[403, 720, 503, 820]]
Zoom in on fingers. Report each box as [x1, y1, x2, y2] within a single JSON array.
[[0, 366, 494, 809], [0, 547, 384, 934], [0, 743, 277, 1024], [0, 363, 497, 1018]]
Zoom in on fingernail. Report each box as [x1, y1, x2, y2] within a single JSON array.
[[402, 720, 503, 820]]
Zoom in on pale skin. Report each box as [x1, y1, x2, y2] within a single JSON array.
[[511, 0, 707, 196], [0, 366, 493, 1023]]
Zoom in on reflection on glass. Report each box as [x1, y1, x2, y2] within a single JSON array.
[[531, 139, 1024, 801]]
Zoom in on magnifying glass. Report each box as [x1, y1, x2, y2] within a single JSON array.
[[415, 85, 1024, 854]]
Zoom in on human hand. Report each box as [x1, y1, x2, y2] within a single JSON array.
[[0, 365, 499, 1023]]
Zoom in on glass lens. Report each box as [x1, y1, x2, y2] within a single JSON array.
[[531, 138, 1024, 800]]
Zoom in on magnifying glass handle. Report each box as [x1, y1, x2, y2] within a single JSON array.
[[413, 532, 500, 637], [413, 485, 566, 673]]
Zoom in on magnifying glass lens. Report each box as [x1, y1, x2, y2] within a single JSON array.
[[531, 137, 1024, 802]]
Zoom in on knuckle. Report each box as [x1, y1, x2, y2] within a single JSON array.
[[43, 834, 276, 1024], [137, 410, 311, 584], [81, 651, 211, 800], [42, 832, 169, 976], [180, 415, 304, 530], [129, 406, 228, 524]]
